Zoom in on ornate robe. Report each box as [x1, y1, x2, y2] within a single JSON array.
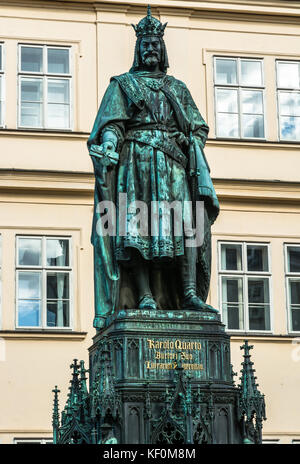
[[88, 70, 219, 324]]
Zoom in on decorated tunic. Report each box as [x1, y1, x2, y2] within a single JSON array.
[[88, 70, 219, 319]]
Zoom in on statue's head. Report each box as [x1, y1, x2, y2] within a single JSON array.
[[131, 5, 169, 73]]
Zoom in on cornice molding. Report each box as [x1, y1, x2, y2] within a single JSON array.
[[1, 170, 300, 205], [0, 330, 88, 340], [0, 0, 300, 25]]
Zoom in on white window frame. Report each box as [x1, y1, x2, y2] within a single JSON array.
[[14, 438, 53, 444], [276, 60, 300, 142], [18, 44, 73, 130], [218, 241, 273, 333], [0, 43, 5, 128], [15, 235, 73, 330], [284, 243, 300, 334], [262, 439, 280, 444], [213, 56, 266, 140]]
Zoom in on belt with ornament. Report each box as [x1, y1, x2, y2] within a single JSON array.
[[125, 130, 188, 169]]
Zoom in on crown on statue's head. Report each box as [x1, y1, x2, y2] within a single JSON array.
[[132, 5, 167, 38]]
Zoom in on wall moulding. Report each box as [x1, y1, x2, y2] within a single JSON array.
[[1, 0, 300, 25], [0, 330, 87, 340]]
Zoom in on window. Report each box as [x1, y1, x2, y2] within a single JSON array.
[[0, 43, 4, 127], [285, 244, 300, 332], [16, 236, 72, 329], [262, 439, 280, 444], [14, 438, 52, 444], [219, 242, 271, 332], [277, 61, 300, 141], [18, 45, 71, 129], [214, 57, 265, 139]]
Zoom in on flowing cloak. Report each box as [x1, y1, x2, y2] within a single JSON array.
[[88, 71, 219, 323]]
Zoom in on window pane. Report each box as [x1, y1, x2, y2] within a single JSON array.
[[290, 280, 300, 305], [21, 79, 42, 102], [279, 92, 300, 117], [242, 114, 264, 138], [220, 243, 242, 270], [46, 239, 69, 266], [18, 300, 41, 327], [248, 278, 269, 303], [222, 277, 243, 302], [249, 304, 270, 330], [47, 301, 69, 327], [215, 59, 237, 84], [21, 46, 43, 73], [47, 272, 69, 299], [18, 272, 41, 299], [248, 278, 270, 329], [287, 247, 300, 272], [18, 238, 42, 266], [222, 276, 244, 330], [48, 80, 69, 104], [277, 62, 299, 89], [247, 245, 268, 271], [216, 113, 239, 137], [291, 307, 300, 332], [241, 60, 263, 86], [47, 103, 69, 129], [248, 278, 270, 330], [222, 303, 244, 330], [20, 103, 42, 127], [48, 48, 69, 74], [280, 116, 300, 140], [216, 88, 238, 113], [241, 90, 263, 114]]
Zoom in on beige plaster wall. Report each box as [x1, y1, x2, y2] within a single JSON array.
[[0, 0, 300, 444]]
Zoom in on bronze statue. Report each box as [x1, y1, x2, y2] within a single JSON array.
[[88, 6, 219, 330]]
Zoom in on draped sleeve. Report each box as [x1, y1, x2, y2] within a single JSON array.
[[87, 79, 135, 152]]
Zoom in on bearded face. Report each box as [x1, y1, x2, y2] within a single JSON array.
[[139, 36, 161, 68]]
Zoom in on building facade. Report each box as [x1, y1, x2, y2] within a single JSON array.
[[0, 0, 300, 444]]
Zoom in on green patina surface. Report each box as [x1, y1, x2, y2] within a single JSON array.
[[51, 6, 266, 445], [87, 6, 219, 329]]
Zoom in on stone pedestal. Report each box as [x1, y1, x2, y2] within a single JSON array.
[[88, 309, 243, 444]]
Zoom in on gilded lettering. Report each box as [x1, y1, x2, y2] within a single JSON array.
[[175, 340, 182, 349], [147, 339, 154, 349]]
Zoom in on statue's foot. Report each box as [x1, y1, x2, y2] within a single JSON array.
[[138, 294, 157, 310], [93, 316, 106, 330], [182, 295, 218, 313]]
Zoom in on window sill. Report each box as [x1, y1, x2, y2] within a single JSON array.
[[207, 138, 300, 149], [228, 332, 299, 341], [0, 330, 87, 341], [0, 128, 89, 139]]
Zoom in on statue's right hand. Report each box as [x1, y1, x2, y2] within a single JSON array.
[[89, 143, 119, 167], [99, 141, 115, 155]]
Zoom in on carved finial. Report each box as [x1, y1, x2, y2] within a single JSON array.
[[237, 340, 266, 443], [131, 5, 167, 38], [80, 360, 89, 396], [52, 386, 60, 443]]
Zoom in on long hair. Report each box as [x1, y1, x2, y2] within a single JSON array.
[[129, 37, 169, 73]]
